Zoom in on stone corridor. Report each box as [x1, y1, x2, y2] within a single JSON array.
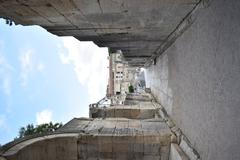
[[1, 0, 240, 159]]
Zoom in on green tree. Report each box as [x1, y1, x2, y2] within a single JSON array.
[[128, 85, 134, 93], [18, 122, 63, 138], [5, 19, 14, 26], [108, 47, 115, 54]]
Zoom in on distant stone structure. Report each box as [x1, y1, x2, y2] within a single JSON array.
[[107, 51, 137, 98]]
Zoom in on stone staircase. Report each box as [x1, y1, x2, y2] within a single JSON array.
[[58, 118, 171, 160], [0, 93, 196, 160]]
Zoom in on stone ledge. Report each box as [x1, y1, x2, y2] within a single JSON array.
[[151, 93, 201, 160], [170, 143, 190, 160]]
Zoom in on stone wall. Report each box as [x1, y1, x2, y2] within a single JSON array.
[[146, 0, 240, 159]]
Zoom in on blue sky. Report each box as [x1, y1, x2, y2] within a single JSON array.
[[0, 19, 108, 145]]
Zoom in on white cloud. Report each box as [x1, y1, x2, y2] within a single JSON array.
[[37, 63, 45, 72], [0, 115, 6, 128], [59, 37, 109, 103], [0, 55, 4, 64], [19, 50, 33, 86], [0, 54, 14, 71], [20, 50, 32, 69], [36, 109, 53, 125], [2, 77, 11, 96], [0, 54, 14, 96], [0, 114, 10, 134], [0, 114, 10, 132]]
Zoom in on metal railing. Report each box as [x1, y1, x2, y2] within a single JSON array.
[[89, 97, 111, 108]]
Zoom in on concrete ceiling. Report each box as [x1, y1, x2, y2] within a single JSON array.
[[0, 0, 200, 66]]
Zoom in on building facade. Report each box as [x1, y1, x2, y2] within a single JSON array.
[[107, 51, 136, 97]]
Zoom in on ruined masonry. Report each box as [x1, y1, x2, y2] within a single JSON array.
[[0, 93, 179, 160]]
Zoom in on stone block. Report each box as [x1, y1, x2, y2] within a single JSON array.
[[179, 136, 199, 160], [169, 144, 189, 160], [143, 144, 161, 155]]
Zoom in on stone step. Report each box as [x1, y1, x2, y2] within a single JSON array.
[[90, 102, 159, 119]]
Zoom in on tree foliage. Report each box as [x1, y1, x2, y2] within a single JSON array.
[[108, 47, 115, 54], [128, 85, 134, 93], [18, 122, 63, 138], [5, 19, 14, 26]]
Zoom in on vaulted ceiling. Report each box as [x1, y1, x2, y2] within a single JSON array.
[[0, 0, 201, 66]]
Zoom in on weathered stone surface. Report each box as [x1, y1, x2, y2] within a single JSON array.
[[179, 136, 199, 160], [125, 93, 153, 102], [146, 0, 240, 159], [1, 118, 171, 160], [2, 134, 79, 160], [90, 103, 157, 119], [0, 0, 199, 66], [170, 144, 189, 160]]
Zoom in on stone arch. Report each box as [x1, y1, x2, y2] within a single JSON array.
[[1, 133, 79, 160]]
